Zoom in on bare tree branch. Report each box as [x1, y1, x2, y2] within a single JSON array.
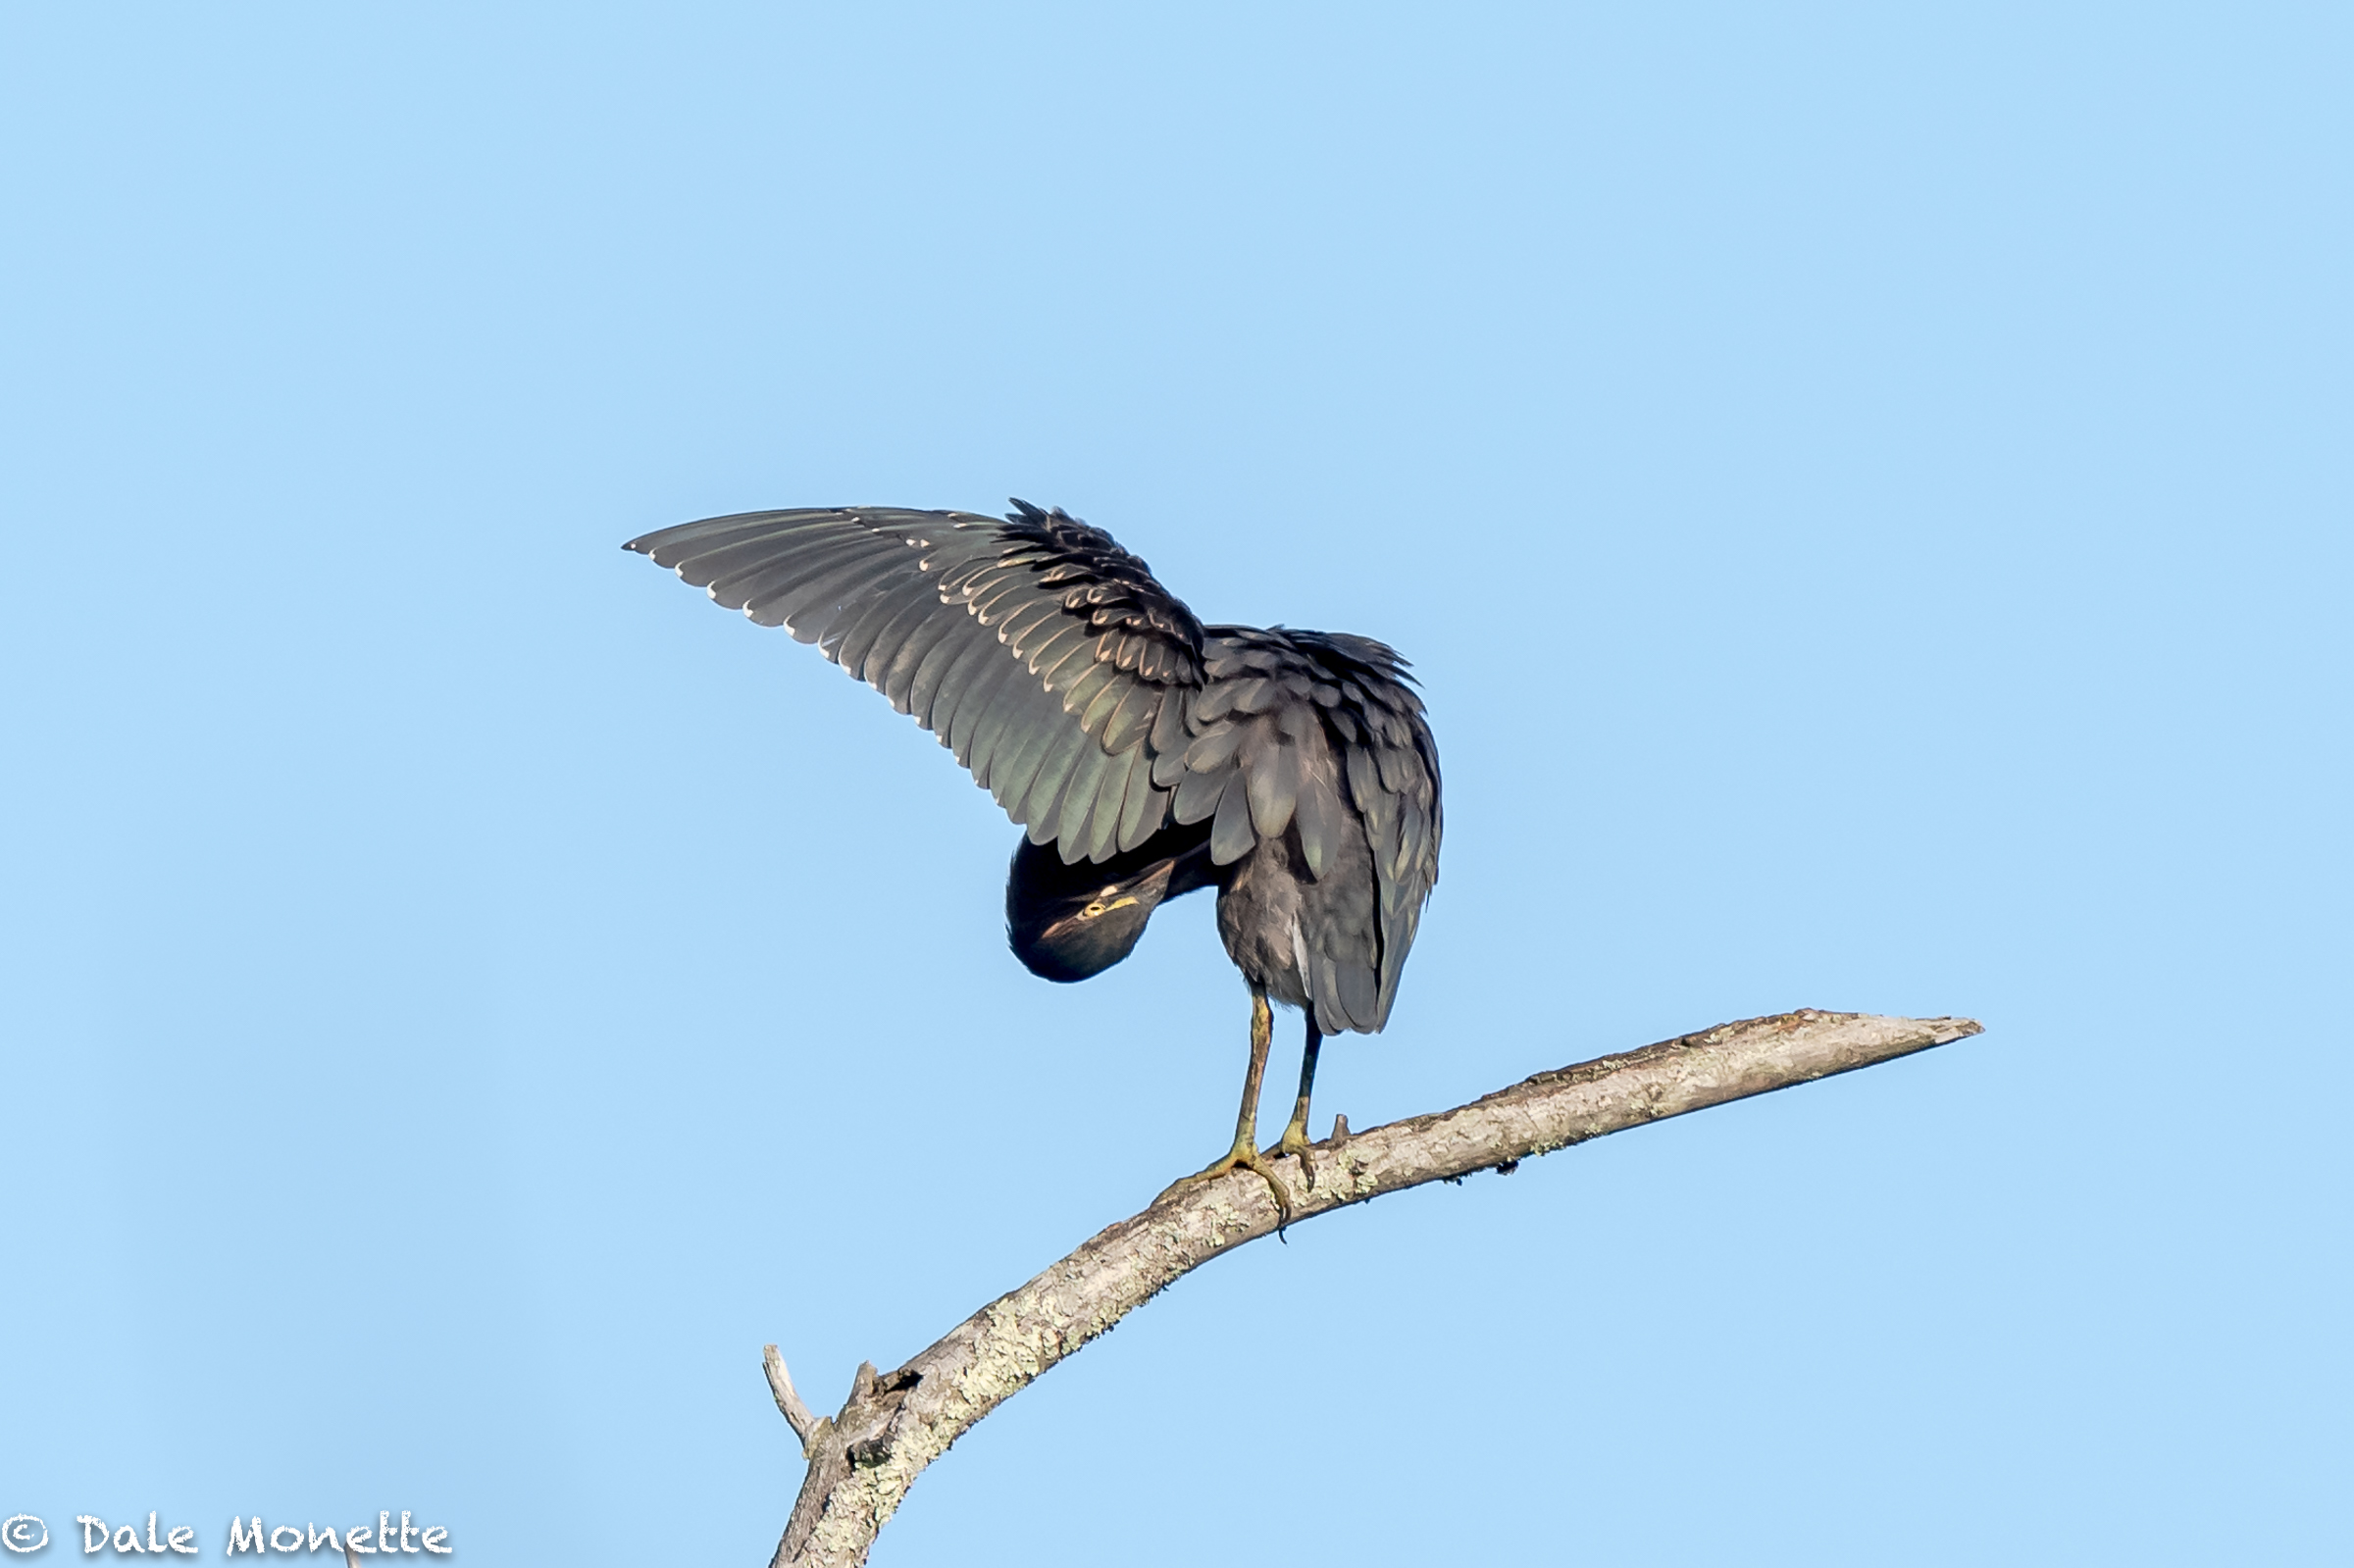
[[764, 1345, 825, 1456], [766, 1008, 1981, 1567]]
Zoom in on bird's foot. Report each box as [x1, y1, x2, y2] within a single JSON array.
[[1264, 1124, 1317, 1193], [1155, 1138, 1295, 1226]]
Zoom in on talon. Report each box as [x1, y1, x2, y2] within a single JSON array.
[[1265, 1131, 1317, 1193], [1156, 1141, 1294, 1226]]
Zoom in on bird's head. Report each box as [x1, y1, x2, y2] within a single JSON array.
[[1004, 839, 1188, 983]]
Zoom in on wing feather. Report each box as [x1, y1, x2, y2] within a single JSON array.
[[694, 522, 869, 587], [1019, 720, 1096, 838], [839, 574, 944, 684], [954, 652, 1034, 777], [982, 677, 1064, 807], [1057, 660, 1121, 722], [1150, 687, 1191, 758], [1184, 725, 1246, 776], [1025, 624, 1092, 683], [750, 546, 905, 635], [1245, 725, 1301, 839], [927, 629, 1005, 743], [1172, 762, 1227, 825], [1087, 748, 1139, 863], [704, 527, 881, 604], [788, 553, 923, 647], [880, 600, 964, 714], [937, 635, 1016, 762], [1294, 765, 1340, 879], [1053, 743, 1116, 859], [989, 684, 1073, 819], [1077, 670, 1130, 736], [1099, 681, 1158, 753], [1116, 769, 1164, 854], [969, 573, 1036, 627], [1209, 773, 1255, 864]]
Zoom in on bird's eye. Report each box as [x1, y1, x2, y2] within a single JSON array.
[[1079, 902, 1108, 920]]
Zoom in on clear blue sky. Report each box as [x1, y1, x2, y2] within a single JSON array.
[[2, 5, 2345, 1564]]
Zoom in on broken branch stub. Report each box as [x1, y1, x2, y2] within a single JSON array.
[[763, 1345, 825, 1457]]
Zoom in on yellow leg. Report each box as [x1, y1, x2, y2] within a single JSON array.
[[1155, 987, 1293, 1222], [1267, 1021, 1321, 1189]]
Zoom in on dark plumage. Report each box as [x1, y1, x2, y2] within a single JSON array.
[[625, 501, 1442, 1197]]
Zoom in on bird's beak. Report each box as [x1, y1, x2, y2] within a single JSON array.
[[1043, 893, 1139, 939], [1040, 858, 1175, 939]]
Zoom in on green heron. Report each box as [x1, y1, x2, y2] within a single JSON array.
[[627, 502, 1441, 1210]]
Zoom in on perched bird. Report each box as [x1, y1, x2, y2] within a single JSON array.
[[625, 501, 1441, 1206]]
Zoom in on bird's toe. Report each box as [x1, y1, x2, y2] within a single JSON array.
[[1154, 1144, 1296, 1226]]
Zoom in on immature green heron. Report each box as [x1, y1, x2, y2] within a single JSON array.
[[627, 502, 1441, 1207]]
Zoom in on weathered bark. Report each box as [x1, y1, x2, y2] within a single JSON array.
[[766, 1008, 1981, 1567]]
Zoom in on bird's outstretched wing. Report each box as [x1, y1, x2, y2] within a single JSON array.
[[628, 502, 1440, 1026], [625, 501, 1209, 864]]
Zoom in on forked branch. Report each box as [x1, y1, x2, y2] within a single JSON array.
[[767, 1008, 1982, 1567]]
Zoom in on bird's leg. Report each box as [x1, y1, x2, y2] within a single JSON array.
[[1220, 987, 1276, 1168], [1155, 986, 1293, 1222], [1267, 1021, 1322, 1189]]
